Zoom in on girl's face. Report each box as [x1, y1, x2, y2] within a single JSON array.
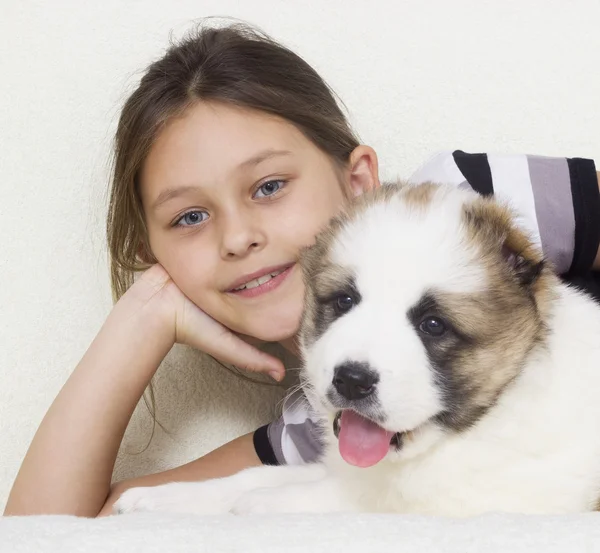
[[140, 102, 377, 343]]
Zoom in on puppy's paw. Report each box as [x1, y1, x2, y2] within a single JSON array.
[[113, 486, 166, 514], [113, 480, 239, 516]]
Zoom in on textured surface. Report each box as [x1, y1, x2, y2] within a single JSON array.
[[1, 0, 599, 512], [2, 511, 600, 552]]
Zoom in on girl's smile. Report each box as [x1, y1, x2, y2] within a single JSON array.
[[225, 262, 296, 298]]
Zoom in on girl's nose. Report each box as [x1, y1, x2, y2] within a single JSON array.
[[219, 212, 266, 259]]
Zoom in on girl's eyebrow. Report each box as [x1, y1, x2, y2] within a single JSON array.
[[151, 149, 293, 210], [152, 185, 202, 211], [237, 148, 292, 171]]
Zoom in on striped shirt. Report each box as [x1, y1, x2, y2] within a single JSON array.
[[253, 150, 600, 466]]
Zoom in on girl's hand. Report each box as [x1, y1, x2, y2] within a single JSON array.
[[128, 264, 285, 381]]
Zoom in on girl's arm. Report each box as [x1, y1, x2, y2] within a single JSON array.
[[97, 431, 262, 516], [3, 265, 283, 517], [4, 288, 173, 517]]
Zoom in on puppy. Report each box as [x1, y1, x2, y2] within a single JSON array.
[[115, 182, 600, 517]]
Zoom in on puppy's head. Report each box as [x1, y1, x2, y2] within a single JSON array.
[[298, 183, 552, 468]]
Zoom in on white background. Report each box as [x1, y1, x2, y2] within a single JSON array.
[[1, 0, 598, 510]]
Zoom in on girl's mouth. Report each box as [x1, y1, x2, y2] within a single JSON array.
[[228, 263, 295, 298]]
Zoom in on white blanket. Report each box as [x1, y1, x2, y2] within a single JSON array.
[[2, 512, 600, 553]]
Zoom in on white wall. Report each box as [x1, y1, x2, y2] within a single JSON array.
[[1, 0, 598, 510]]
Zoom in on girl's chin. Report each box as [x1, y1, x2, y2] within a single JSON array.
[[246, 327, 298, 345], [234, 319, 300, 345], [236, 307, 303, 344]]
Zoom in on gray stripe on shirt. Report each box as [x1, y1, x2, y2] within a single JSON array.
[[285, 420, 326, 464], [267, 389, 327, 465], [527, 156, 575, 274]]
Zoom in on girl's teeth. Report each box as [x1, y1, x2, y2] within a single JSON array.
[[234, 269, 284, 291]]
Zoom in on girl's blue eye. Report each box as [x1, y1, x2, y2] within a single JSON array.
[[254, 179, 286, 199], [174, 210, 209, 227]]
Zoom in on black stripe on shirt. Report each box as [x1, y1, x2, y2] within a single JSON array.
[[566, 158, 600, 276], [452, 150, 494, 196], [253, 425, 280, 466]]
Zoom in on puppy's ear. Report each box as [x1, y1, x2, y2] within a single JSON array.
[[500, 243, 544, 287], [464, 197, 545, 287]]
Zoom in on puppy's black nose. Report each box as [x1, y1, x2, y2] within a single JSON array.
[[332, 362, 378, 400]]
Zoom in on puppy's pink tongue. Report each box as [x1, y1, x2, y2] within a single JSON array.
[[338, 410, 395, 467]]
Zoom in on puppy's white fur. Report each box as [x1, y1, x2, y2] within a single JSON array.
[[115, 184, 600, 517]]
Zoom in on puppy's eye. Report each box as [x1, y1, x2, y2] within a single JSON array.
[[333, 294, 354, 315], [419, 317, 447, 337]]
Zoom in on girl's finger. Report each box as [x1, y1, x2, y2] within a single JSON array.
[[203, 329, 285, 381]]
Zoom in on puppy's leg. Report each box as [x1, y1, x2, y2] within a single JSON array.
[[114, 463, 327, 515], [232, 475, 361, 515]]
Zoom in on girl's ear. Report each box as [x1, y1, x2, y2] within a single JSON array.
[[347, 145, 380, 197]]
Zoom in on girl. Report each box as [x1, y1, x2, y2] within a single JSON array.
[[4, 23, 599, 518]]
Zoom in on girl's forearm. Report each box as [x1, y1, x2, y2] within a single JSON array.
[[4, 301, 174, 517]]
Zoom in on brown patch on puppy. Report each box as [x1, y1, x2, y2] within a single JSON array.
[[398, 181, 437, 210], [340, 181, 406, 221], [462, 195, 556, 322], [416, 195, 558, 431], [298, 221, 339, 349], [414, 286, 546, 431]]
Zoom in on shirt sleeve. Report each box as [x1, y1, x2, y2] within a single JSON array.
[[408, 150, 600, 276], [253, 388, 325, 466]]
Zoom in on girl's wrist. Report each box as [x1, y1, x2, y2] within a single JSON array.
[[109, 277, 177, 349]]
